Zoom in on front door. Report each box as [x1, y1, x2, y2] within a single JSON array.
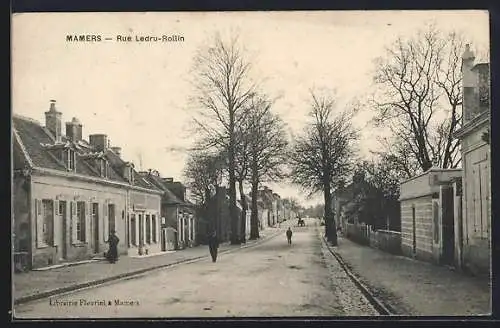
[[108, 204, 115, 234], [161, 228, 166, 251], [59, 201, 67, 260], [138, 214, 144, 247], [92, 203, 99, 253], [441, 186, 455, 265]]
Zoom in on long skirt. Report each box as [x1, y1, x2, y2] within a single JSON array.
[[107, 245, 118, 263], [209, 246, 218, 262]]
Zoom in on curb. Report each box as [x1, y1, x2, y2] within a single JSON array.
[[14, 228, 283, 306], [320, 234, 395, 316]]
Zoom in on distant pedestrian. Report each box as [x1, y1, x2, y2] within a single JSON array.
[[105, 230, 119, 263], [208, 230, 219, 262], [286, 227, 293, 245]]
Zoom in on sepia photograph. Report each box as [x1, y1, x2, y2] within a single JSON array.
[[11, 10, 491, 318]]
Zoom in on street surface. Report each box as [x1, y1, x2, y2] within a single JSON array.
[[15, 218, 377, 318]]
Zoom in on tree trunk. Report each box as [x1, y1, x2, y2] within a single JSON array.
[[238, 180, 247, 243], [324, 182, 337, 246], [229, 111, 240, 245], [249, 165, 260, 240]]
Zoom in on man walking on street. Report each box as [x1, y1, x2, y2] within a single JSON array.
[[286, 227, 293, 245], [208, 230, 219, 262]]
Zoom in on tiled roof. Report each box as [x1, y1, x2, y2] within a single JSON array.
[[12, 115, 160, 193], [104, 150, 162, 192], [13, 133, 27, 170], [140, 173, 187, 205], [13, 116, 67, 171]]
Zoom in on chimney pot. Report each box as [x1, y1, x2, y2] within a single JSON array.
[[89, 134, 109, 152], [45, 100, 62, 142]]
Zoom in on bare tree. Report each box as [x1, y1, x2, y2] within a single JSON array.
[[190, 32, 256, 244], [234, 110, 252, 243], [247, 94, 289, 240], [371, 24, 468, 174], [183, 149, 227, 205], [289, 90, 358, 245]]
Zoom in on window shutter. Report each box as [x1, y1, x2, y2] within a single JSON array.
[[103, 202, 109, 242], [85, 202, 91, 243], [71, 201, 78, 244], [54, 200, 59, 216], [53, 200, 60, 246], [36, 199, 44, 248]]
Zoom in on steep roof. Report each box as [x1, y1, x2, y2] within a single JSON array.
[[139, 172, 188, 205], [12, 114, 161, 194], [13, 115, 109, 178]]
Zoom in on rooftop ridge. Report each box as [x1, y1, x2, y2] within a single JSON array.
[[12, 114, 42, 125]]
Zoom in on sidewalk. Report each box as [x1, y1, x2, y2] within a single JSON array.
[[13, 226, 282, 305], [328, 236, 491, 316]]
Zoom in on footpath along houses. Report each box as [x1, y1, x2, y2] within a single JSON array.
[[12, 101, 195, 271], [12, 100, 286, 272]]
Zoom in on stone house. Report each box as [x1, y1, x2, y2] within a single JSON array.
[[453, 45, 491, 275], [139, 170, 197, 250], [13, 101, 162, 271], [399, 168, 462, 265]]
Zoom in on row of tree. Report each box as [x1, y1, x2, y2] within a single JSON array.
[[182, 23, 483, 247], [185, 33, 289, 244]]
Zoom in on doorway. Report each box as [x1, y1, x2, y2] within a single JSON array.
[[92, 203, 99, 253], [138, 214, 144, 248], [108, 204, 115, 234], [441, 186, 455, 265], [161, 228, 166, 251], [59, 201, 67, 260]]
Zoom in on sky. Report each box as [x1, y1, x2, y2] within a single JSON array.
[[12, 10, 490, 207]]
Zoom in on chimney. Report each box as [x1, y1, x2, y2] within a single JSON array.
[[89, 134, 108, 152], [44, 100, 62, 142], [462, 44, 479, 122], [65, 117, 83, 142], [111, 146, 122, 157]]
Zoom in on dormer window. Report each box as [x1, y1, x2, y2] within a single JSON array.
[[123, 162, 135, 184], [99, 158, 109, 178], [64, 148, 76, 172]]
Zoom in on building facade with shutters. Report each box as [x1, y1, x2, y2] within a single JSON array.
[[12, 100, 162, 271], [139, 170, 197, 251], [453, 45, 491, 276]]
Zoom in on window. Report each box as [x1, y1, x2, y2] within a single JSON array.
[[146, 214, 151, 244], [99, 159, 109, 178], [68, 149, 75, 171], [42, 200, 54, 245], [152, 215, 157, 243], [130, 215, 136, 246], [76, 201, 86, 242]]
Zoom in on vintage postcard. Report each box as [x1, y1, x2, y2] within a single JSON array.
[[11, 10, 491, 319]]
